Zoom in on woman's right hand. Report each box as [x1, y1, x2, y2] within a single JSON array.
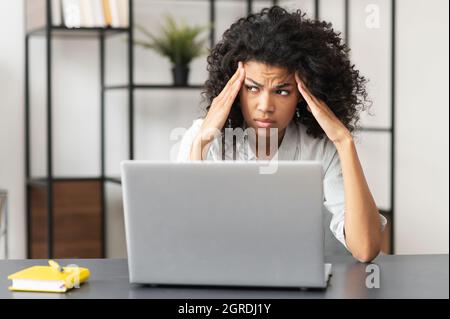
[[190, 61, 246, 160]]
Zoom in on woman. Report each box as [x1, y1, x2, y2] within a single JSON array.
[[177, 6, 386, 262]]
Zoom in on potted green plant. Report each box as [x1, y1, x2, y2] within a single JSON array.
[[134, 14, 211, 86]]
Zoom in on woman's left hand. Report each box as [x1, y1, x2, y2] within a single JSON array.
[[295, 72, 352, 145]]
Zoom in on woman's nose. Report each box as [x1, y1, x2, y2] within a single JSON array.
[[256, 92, 275, 113]]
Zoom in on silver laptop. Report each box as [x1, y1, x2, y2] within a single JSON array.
[[121, 161, 332, 288]]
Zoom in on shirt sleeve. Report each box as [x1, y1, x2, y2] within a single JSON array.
[[176, 118, 204, 162], [323, 145, 388, 251]]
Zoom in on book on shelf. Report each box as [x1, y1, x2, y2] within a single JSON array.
[[117, 0, 129, 28], [53, 0, 129, 28], [62, 0, 82, 28], [92, 0, 106, 28], [80, 0, 95, 27], [108, 0, 128, 28], [26, 0, 129, 30], [102, 0, 113, 26], [109, 0, 120, 27]]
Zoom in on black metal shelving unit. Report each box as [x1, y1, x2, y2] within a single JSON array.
[[340, 0, 396, 254], [25, 0, 395, 258], [24, 0, 135, 259]]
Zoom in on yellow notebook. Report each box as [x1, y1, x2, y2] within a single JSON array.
[[8, 260, 90, 293]]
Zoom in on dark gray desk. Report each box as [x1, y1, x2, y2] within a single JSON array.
[[1, 254, 448, 299]]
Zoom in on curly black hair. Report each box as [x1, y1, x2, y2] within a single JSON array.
[[200, 5, 371, 139]]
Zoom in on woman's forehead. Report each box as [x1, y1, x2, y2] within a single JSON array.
[[244, 60, 293, 80]]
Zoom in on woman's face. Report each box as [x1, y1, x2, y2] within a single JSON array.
[[239, 60, 301, 139]]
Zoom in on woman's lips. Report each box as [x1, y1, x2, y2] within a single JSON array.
[[254, 119, 275, 128]]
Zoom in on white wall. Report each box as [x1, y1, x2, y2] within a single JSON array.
[[349, 0, 392, 212], [0, 0, 25, 259], [396, 0, 449, 254], [0, 0, 448, 259]]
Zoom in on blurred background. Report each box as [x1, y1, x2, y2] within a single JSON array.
[[0, 0, 448, 260]]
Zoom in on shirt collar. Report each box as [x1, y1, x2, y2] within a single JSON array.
[[277, 120, 300, 160], [234, 120, 299, 160]]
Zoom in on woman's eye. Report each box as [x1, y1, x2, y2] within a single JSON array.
[[245, 85, 258, 92], [245, 85, 289, 96], [276, 90, 290, 96]]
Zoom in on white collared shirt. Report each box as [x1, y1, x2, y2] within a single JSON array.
[[177, 118, 387, 252]]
